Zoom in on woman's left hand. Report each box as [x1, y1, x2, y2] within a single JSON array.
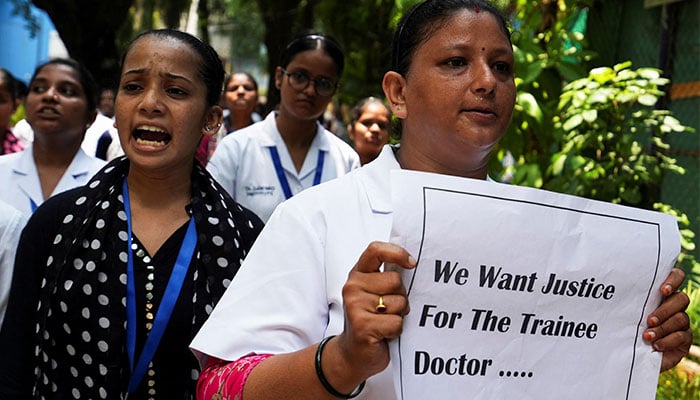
[[643, 268, 692, 372]]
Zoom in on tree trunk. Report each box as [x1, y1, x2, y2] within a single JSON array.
[[197, 0, 210, 43], [139, 0, 155, 31], [162, 0, 191, 28], [32, 0, 134, 89], [255, 0, 310, 114]]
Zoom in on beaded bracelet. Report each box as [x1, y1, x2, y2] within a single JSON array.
[[315, 335, 366, 399]]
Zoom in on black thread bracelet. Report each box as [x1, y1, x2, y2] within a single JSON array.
[[315, 335, 366, 399]]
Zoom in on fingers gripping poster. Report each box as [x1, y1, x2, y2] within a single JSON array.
[[387, 170, 680, 400]]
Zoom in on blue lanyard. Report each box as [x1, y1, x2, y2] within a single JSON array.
[[268, 146, 325, 199], [122, 178, 197, 394]]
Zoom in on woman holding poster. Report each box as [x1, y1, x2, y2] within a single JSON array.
[[191, 1, 692, 399]]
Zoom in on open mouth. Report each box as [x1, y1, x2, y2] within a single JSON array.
[[37, 107, 59, 115], [133, 125, 171, 146]]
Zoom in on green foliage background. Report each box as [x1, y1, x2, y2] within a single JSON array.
[[489, 0, 699, 286]]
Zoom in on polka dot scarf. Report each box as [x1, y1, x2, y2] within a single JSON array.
[[32, 156, 262, 398]]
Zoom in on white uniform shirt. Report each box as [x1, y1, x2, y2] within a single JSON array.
[[11, 119, 33, 148], [192, 145, 401, 399], [0, 200, 26, 329], [0, 146, 106, 216], [206, 112, 360, 222], [80, 113, 113, 156], [17, 114, 124, 162]]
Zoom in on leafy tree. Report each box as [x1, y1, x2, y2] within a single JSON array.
[[29, 0, 134, 88], [18, 0, 403, 113], [254, 0, 308, 113], [211, 0, 265, 73], [161, 0, 191, 29], [225, 0, 400, 115], [315, 0, 396, 106], [547, 63, 687, 206], [551, 62, 697, 279], [23, 0, 202, 88], [492, 0, 699, 283], [7, 0, 40, 34], [494, 0, 597, 187]]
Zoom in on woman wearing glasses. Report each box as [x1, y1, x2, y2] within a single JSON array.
[[206, 32, 360, 222]]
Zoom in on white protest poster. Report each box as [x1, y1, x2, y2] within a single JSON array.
[[387, 170, 680, 400]]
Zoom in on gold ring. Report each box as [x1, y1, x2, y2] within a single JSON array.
[[375, 295, 387, 313]]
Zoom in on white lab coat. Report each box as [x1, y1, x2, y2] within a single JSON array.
[[0, 200, 26, 329], [15, 115, 124, 162], [207, 112, 360, 222], [192, 145, 401, 399], [80, 112, 113, 156], [80, 113, 123, 161], [0, 146, 106, 216]]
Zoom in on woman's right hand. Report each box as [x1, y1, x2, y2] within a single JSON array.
[[336, 241, 416, 378], [234, 242, 415, 400]]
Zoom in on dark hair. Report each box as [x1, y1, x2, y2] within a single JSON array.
[[280, 32, 345, 77], [350, 97, 390, 125], [225, 71, 258, 92], [392, 0, 511, 76], [122, 29, 225, 107], [29, 58, 99, 112], [15, 80, 28, 99], [0, 68, 20, 102]]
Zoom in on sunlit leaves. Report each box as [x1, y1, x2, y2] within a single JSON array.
[[546, 61, 694, 209]]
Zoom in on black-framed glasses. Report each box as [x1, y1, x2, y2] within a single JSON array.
[[280, 68, 337, 97]]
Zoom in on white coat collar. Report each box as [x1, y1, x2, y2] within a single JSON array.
[[358, 145, 498, 215], [256, 112, 332, 179], [357, 145, 400, 214], [11, 148, 41, 203], [11, 146, 37, 177], [257, 112, 331, 151], [12, 146, 103, 201]]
